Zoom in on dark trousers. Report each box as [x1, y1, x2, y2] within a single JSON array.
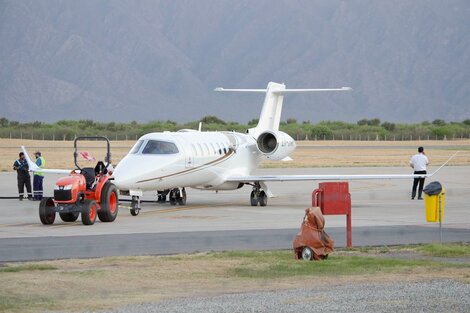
[[412, 170, 427, 199], [18, 174, 32, 199], [33, 175, 44, 200]]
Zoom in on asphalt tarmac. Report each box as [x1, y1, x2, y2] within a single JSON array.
[[0, 166, 469, 261]]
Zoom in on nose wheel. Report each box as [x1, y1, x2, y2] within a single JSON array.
[[250, 183, 267, 207], [130, 195, 141, 216]]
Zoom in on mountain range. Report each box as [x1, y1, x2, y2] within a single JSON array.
[[0, 0, 469, 123]]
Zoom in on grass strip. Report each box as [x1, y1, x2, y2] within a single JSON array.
[[0, 264, 57, 273], [0, 246, 468, 313], [417, 243, 470, 257]]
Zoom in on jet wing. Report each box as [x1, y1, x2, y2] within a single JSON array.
[[227, 173, 430, 183], [226, 152, 457, 183], [21, 146, 72, 174]]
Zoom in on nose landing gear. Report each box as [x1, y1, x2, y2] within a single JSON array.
[[130, 195, 141, 216]]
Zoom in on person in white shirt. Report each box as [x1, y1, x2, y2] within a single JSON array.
[[409, 146, 429, 200]]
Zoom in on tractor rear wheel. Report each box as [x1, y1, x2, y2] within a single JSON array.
[[59, 212, 79, 222], [39, 197, 56, 225], [81, 200, 97, 225], [98, 183, 119, 222]]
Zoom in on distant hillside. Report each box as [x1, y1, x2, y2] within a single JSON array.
[[0, 0, 469, 123]]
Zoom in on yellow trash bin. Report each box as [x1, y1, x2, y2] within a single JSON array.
[[424, 188, 445, 222]]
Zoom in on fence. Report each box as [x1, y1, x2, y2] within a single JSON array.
[[1, 132, 470, 141]]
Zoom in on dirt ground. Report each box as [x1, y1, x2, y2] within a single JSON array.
[[1, 139, 469, 172]]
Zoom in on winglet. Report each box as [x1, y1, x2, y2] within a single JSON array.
[[21, 146, 73, 174], [427, 151, 459, 177], [21, 146, 41, 172]]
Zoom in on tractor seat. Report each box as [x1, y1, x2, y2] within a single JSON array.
[[94, 161, 107, 175], [81, 167, 96, 189]]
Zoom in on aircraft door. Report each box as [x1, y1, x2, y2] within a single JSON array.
[[225, 133, 239, 150], [175, 135, 194, 168]]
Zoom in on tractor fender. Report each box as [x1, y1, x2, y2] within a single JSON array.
[[94, 176, 113, 204]]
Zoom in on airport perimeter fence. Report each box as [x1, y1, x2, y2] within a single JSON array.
[[1, 131, 470, 141]]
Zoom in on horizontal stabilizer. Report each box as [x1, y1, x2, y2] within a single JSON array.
[[214, 87, 352, 94]]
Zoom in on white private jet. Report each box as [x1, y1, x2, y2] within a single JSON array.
[[23, 82, 455, 216]]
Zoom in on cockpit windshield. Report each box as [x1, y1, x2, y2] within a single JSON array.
[[129, 140, 144, 154], [142, 140, 179, 155]]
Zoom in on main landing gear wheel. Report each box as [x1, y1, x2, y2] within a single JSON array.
[[258, 190, 267, 207], [169, 189, 178, 205], [250, 183, 268, 207], [98, 183, 119, 222], [177, 188, 187, 205], [130, 196, 140, 216], [39, 197, 56, 225], [59, 212, 79, 222], [81, 200, 98, 225], [250, 190, 258, 206], [169, 188, 186, 206]]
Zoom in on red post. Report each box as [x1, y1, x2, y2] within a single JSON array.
[[346, 213, 352, 248]]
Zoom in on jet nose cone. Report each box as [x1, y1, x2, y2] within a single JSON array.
[[112, 159, 138, 190], [112, 175, 131, 190]]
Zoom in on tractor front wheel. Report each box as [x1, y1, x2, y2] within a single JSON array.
[[81, 200, 97, 225], [39, 197, 56, 225]]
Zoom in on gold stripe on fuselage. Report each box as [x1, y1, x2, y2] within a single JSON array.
[[136, 148, 236, 184]]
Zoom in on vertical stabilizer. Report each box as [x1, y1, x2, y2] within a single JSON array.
[[249, 82, 286, 137]]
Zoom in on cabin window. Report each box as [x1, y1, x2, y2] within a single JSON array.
[[142, 140, 179, 154], [129, 140, 144, 154], [202, 143, 210, 155], [196, 143, 203, 156], [209, 143, 216, 155]]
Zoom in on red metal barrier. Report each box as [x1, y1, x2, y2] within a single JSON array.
[[312, 182, 352, 247]]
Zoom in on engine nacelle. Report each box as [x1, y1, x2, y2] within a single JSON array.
[[256, 131, 296, 160]]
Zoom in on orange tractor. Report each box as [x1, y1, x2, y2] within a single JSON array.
[[39, 136, 119, 225]]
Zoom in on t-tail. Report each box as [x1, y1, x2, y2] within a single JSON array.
[[215, 82, 352, 161], [215, 82, 352, 138]]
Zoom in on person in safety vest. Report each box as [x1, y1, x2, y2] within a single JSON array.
[[13, 152, 32, 201], [33, 151, 45, 200]]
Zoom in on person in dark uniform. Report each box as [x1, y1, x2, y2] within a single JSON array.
[[13, 152, 32, 201]]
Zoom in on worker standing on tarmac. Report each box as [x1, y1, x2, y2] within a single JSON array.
[[33, 151, 45, 200], [13, 152, 33, 201], [410, 146, 429, 200]]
